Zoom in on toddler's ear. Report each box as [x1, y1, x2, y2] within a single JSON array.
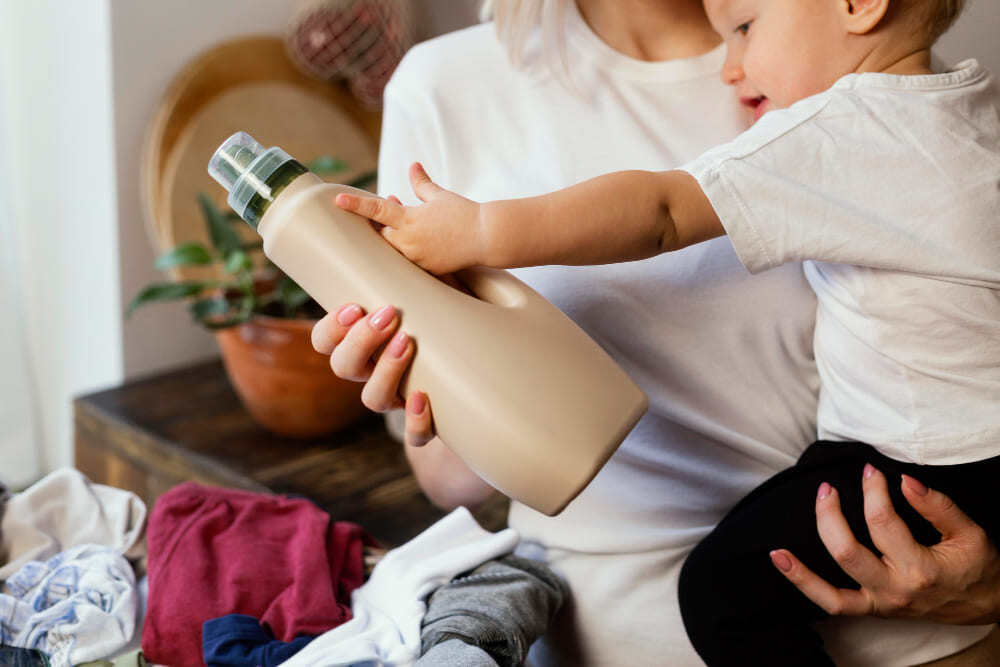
[[839, 0, 890, 34]]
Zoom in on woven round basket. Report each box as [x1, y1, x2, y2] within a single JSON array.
[[286, 0, 413, 109], [140, 35, 381, 281]]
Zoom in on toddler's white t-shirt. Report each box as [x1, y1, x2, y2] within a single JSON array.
[[683, 60, 1000, 465]]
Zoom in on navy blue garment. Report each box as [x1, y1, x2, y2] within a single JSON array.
[[202, 614, 316, 666], [0, 645, 49, 666]]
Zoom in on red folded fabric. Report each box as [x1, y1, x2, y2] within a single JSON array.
[[141, 482, 376, 667]]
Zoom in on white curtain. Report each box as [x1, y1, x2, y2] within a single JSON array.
[[0, 1, 125, 490], [0, 56, 43, 488]]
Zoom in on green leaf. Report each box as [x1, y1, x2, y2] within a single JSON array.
[[199, 296, 254, 329], [308, 155, 348, 173], [125, 281, 213, 317], [277, 278, 311, 315], [346, 170, 378, 191], [154, 242, 213, 271], [188, 297, 231, 321], [198, 192, 244, 256], [223, 250, 252, 274]]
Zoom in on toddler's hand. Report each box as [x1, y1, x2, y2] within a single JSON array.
[[334, 162, 485, 275]]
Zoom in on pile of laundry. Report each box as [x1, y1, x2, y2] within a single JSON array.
[[1, 469, 566, 667], [0, 468, 148, 667]]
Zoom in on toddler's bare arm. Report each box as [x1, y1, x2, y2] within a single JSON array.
[[335, 163, 724, 273]]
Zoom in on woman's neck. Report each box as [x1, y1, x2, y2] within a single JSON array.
[[574, 0, 721, 61]]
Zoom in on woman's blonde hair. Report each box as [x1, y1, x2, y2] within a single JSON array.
[[479, 0, 571, 73]]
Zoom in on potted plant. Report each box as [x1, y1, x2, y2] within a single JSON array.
[[128, 163, 375, 438]]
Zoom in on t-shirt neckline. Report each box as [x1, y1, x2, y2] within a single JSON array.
[[564, 0, 727, 83], [834, 59, 986, 92]]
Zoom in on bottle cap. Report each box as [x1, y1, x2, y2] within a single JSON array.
[[208, 131, 296, 224]]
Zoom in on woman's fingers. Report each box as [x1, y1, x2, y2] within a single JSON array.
[[770, 549, 875, 616], [861, 465, 924, 567], [781, 470, 1000, 624], [408, 162, 445, 202], [814, 483, 890, 590], [335, 192, 405, 227], [329, 305, 398, 382], [316, 301, 424, 418], [404, 390, 435, 448], [311, 304, 363, 354], [901, 474, 985, 543], [361, 329, 413, 412]]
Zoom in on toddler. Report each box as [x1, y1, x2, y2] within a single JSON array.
[[334, 0, 1000, 663]]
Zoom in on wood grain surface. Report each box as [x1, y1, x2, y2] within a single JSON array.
[[74, 360, 508, 546]]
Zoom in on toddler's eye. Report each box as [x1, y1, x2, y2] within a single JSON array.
[[735, 21, 752, 35]]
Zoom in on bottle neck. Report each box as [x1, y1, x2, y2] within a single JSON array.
[[241, 159, 308, 229]]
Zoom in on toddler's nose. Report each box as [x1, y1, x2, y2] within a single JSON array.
[[721, 60, 744, 86]]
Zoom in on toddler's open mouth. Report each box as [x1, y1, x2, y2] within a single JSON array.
[[741, 96, 769, 122]]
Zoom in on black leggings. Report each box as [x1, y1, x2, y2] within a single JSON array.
[[678, 441, 1000, 667]]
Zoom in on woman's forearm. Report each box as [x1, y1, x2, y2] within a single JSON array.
[[405, 437, 498, 511]]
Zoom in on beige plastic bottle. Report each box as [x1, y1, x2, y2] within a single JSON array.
[[208, 132, 647, 515]]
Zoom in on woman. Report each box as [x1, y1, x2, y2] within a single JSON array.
[[312, 0, 1000, 663]]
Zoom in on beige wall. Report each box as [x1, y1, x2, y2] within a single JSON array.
[[113, 0, 483, 381], [937, 0, 1000, 74]]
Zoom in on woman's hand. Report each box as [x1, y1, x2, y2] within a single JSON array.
[[311, 301, 434, 447], [311, 301, 497, 508], [770, 466, 1000, 624], [334, 162, 486, 275]]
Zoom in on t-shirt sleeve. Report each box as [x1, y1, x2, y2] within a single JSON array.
[[681, 80, 1000, 288], [679, 95, 838, 273]]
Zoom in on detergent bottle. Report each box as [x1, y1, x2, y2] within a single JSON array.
[[208, 131, 647, 515]]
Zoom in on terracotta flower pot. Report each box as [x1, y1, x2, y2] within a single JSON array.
[[214, 314, 367, 438]]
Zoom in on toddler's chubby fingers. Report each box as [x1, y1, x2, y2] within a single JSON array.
[[311, 303, 364, 354], [408, 162, 447, 202], [335, 192, 405, 227]]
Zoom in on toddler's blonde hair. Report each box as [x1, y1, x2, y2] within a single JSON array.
[[900, 0, 965, 41]]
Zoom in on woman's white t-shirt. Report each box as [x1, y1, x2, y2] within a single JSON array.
[[376, 6, 993, 665]]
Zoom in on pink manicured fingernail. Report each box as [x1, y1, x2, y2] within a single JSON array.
[[369, 305, 395, 330], [770, 550, 792, 572], [902, 474, 929, 496], [387, 331, 409, 358], [817, 482, 832, 500], [335, 193, 355, 208], [863, 463, 876, 479], [336, 303, 362, 325], [408, 391, 426, 415]]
